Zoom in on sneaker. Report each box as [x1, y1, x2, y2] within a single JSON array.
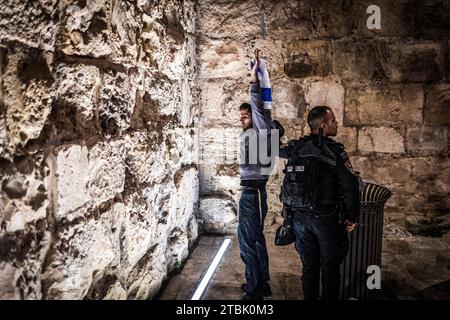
[[240, 283, 272, 297]]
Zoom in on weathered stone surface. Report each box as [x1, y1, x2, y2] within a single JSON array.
[[59, 0, 142, 63], [52, 144, 90, 222], [272, 79, 307, 120], [198, 0, 260, 40], [200, 79, 246, 125], [88, 140, 126, 205], [200, 127, 241, 167], [406, 127, 448, 154], [54, 64, 101, 139], [198, 37, 248, 80], [284, 40, 332, 78], [0, 0, 199, 300], [1, 47, 54, 157], [447, 40, 450, 83], [310, 0, 353, 38], [353, 156, 449, 218], [332, 40, 385, 84], [335, 127, 357, 153], [306, 79, 344, 125], [0, 0, 58, 50], [252, 38, 288, 81], [358, 127, 405, 154], [406, 216, 450, 237], [0, 263, 21, 299], [0, 152, 51, 299], [199, 197, 237, 234], [199, 164, 240, 199], [414, 0, 450, 39], [99, 70, 137, 135], [379, 43, 444, 83], [346, 85, 423, 126], [424, 85, 450, 126], [354, 0, 416, 38], [262, 0, 312, 39]]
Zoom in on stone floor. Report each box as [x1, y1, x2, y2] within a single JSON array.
[[158, 226, 450, 300]]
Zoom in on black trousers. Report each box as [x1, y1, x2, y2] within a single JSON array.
[[292, 210, 349, 300]]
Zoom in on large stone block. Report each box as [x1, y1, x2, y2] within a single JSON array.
[[358, 127, 405, 154], [200, 79, 245, 125], [54, 64, 101, 138], [98, 70, 136, 135], [252, 38, 288, 81], [199, 197, 237, 234], [346, 85, 423, 126], [2, 47, 54, 156], [353, 0, 416, 38], [198, 37, 248, 80], [414, 0, 450, 39], [125, 131, 169, 186], [0, 0, 58, 50], [379, 42, 444, 83], [262, 0, 312, 39], [406, 127, 448, 154], [168, 128, 200, 166], [42, 213, 118, 299], [310, 0, 353, 38], [200, 127, 241, 167], [59, 0, 142, 63], [424, 85, 450, 126], [88, 140, 126, 205], [0, 263, 21, 299], [52, 145, 90, 222], [199, 163, 240, 196], [272, 79, 307, 120], [197, 0, 260, 40], [59, 0, 113, 58], [335, 127, 357, 153], [306, 79, 345, 125], [284, 40, 332, 78], [332, 40, 384, 84]]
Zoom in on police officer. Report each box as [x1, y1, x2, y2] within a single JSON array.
[[280, 106, 360, 300]]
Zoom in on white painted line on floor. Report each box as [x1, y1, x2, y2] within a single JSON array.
[[191, 238, 232, 300]]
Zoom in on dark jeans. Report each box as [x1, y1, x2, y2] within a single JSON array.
[[293, 210, 349, 300], [238, 187, 270, 297]]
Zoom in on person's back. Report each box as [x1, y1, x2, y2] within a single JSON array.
[[279, 106, 360, 300]]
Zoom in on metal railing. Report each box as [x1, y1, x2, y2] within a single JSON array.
[[339, 183, 392, 300]]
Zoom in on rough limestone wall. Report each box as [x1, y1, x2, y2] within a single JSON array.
[[0, 0, 199, 299], [197, 0, 449, 236]]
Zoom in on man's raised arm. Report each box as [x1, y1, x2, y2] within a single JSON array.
[[249, 49, 273, 131]]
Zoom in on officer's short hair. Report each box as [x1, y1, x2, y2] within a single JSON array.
[[307, 106, 331, 131], [239, 102, 252, 113]]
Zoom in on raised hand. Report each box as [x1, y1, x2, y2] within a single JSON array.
[[250, 48, 260, 83]]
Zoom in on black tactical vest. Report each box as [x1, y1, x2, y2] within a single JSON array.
[[280, 136, 342, 213]]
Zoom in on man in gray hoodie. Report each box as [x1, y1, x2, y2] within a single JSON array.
[[238, 49, 277, 300]]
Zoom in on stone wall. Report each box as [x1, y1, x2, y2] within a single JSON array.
[[197, 0, 450, 236], [0, 0, 199, 299]]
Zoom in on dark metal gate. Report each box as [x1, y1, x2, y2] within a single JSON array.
[[339, 183, 392, 300]]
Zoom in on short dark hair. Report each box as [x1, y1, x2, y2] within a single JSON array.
[[239, 103, 252, 113], [307, 106, 331, 131]]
